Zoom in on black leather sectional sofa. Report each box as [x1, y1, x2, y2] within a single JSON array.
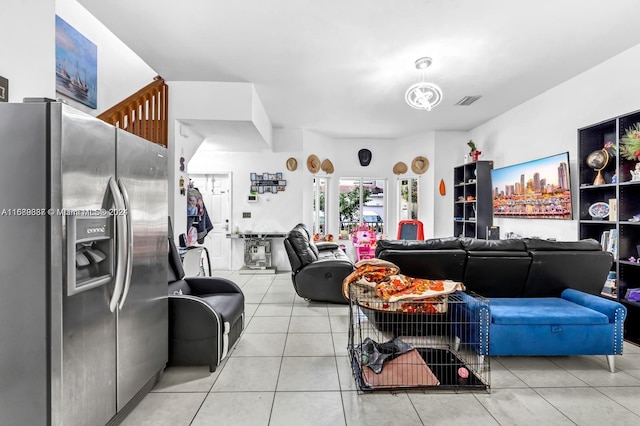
[[374, 237, 614, 298], [373, 237, 626, 371]]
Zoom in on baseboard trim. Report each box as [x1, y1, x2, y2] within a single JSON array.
[[105, 368, 164, 426]]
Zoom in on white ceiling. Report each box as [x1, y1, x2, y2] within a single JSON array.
[[79, 0, 640, 142]]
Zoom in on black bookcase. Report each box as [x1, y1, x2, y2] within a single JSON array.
[[453, 160, 493, 239], [578, 111, 640, 345]]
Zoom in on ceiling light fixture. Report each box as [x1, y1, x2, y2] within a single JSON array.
[[405, 57, 443, 111]]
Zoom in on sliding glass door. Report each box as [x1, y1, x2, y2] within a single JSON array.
[[399, 177, 419, 220], [338, 177, 386, 237]]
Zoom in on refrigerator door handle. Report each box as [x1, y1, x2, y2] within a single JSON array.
[[117, 178, 133, 310], [108, 177, 127, 313]]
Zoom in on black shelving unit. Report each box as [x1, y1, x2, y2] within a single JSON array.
[[578, 111, 640, 345], [453, 160, 493, 239]]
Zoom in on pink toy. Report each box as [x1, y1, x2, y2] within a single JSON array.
[[353, 223, 376, 261]]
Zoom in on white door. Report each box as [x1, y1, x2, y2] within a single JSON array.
[[189, 173, 232, 270]]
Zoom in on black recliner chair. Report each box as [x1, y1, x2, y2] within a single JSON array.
[[168, 228, 244, 372], [283, 223, 355, 304]]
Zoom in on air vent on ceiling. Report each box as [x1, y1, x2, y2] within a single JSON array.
[[455, 96, 482, 106]]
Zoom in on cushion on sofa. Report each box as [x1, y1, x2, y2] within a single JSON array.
[[286, 224, 318, 266], [461, 238, 527, 251], [317, 249, 350, 262], [523, 238, 602, 251], [466, 250, 528, 257], [464, 254, 531, 297], [376, 250, 467, 281], [375, 237, 462, 254], [524, 250, 613, 297], [309, 241, 320, 258], [375, 238, 466, 281], [490, 298, 609, 325], [316, 242, 339, 251]]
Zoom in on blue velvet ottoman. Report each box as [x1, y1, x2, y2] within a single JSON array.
[[489, 288, 626, 372]]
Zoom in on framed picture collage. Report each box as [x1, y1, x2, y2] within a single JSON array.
[[250, 172, 287, 194]]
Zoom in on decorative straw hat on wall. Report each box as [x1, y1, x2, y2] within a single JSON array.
[[411, 156, 429, 174], [286, 157, 298, 171], [307, 154, 321, 173], [321, 159, 334, 174], [393, 161, 408, 175]]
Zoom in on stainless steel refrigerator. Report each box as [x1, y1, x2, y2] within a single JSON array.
[[0, 100, 168, 425]]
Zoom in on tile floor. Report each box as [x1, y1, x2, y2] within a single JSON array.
[[121, 272, 640, 426]]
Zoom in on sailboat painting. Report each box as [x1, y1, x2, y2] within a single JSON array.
[[55, 16, 97, 109]]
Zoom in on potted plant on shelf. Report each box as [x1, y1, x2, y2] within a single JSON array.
[[620, 123, 640, 181], [620, 123, 640, 161], [467, 140, 482, 162]]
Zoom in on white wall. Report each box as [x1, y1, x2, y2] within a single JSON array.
[[1, 0, 55, 102], [433, 131, 470, 237], [186, 125, 309, 271], [1, 1, 156, 114], [463, 43, 640, 241], [167, 81, 273, 240]]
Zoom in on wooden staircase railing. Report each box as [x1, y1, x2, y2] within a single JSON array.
[[98, 76, 168, 147]]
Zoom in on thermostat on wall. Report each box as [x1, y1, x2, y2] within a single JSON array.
[[247, 194, 258, 203]]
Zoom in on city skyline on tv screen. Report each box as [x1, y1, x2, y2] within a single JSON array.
[[491, 152, 572, 219]]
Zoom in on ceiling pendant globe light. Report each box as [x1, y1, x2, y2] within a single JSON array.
[[405, 57, 443, 111]]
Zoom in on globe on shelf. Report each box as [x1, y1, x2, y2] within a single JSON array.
[[586, 149, 610, 185]]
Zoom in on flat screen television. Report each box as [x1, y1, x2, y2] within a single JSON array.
[[491, 152, 572, 219]]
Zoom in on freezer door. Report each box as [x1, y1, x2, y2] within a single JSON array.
[[115, 129, 168, 410], [59, 104, 118, 426], [0, 103, 49, 426]]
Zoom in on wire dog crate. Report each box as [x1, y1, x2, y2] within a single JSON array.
[[347, 287, 491, 392]]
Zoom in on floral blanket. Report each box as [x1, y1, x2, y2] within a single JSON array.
[[342, 259, 464, 313]]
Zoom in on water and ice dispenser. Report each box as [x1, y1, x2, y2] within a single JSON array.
[[66, 215, 114, 296]]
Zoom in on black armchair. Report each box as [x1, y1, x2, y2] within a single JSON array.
[[283, 223, 354, 304], [168, 230, 244, 372]]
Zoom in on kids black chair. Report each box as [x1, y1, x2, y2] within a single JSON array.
[[167, 226, 244, 372]]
